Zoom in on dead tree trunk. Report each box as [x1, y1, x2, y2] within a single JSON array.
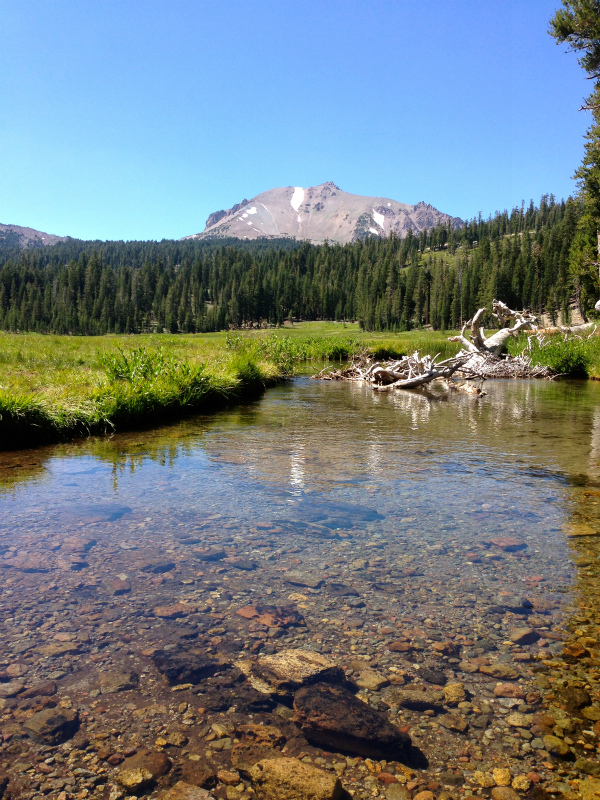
[[448, 300, 538, 356]]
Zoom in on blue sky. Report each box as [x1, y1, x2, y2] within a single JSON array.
[[0, 0, 590, 241]]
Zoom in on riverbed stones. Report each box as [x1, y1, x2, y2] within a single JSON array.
[[580, 778, 600, 800], [420, 668, 447, 685], [491, 768, 511, 786], [293, 682, 412, 758], [100, 669, 139, 694], [576, 758, 600, 776], [23, 707, 79, 744], [235, 723, 286, 748], [158, 782, 215, 800], [119, 749, 171, 781], [284, 572, 324, 589], [555, 684, 591, 709], [5, 425, 600, 800], [249, 757, 343, 800], [118, 766, 154, 791], [472, 771, 495, 788], [19, 679, 57, 698], [506, 712, 534, 727], [392, 687, 445, 712], [153, 649, 225, 685], [443, 682, 467, 706], [479, 663, 520, 680], [438, 714, 468, 733], [0, 680, 24, 698], [154, 602, 197, 619], [104, 577, 131, 595], [494, 683, 526, 699], [490, 537, 527, 552], [231, 741, 284, 775], [490, 788, 519, 800], [355, 668, 389, 691], [249, 649, 345, 695], [582, 706, 600, 721], [196, 547, 226, 562], [508, 627, 540, 645], [543, 734, 572, 758]]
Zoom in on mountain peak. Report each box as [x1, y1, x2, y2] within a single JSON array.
[[184, 184, 462, 245], [0, 223, 69, 249]]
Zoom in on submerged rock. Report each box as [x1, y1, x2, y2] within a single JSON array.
[[158, 782, 215, 800], [232, 742, 285, 776], [118, 766, 154, 791], [392, 687, 445, 712], [542, 734, 572, 758], [250, 649, 345, 695], [119, 749, 171, 786], [508, 627, 540, 645], [153, 649, 226, 685], [23, 707, 79, 745], [293, 682, 412, 759], [100, 669, 139, 694], [249, 757, 343, 800], [555, 685, 591, 710]]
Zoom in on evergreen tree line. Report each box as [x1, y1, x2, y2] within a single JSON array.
[[0, 194, 585, 334], [550, 2, 600, 316]]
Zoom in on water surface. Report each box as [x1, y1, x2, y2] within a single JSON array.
[[1, 378, 600, 796]]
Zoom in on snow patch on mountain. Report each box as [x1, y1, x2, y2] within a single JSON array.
[[372, 209, 385, 229], [186, 182, 464, 245], [291, 187, 304, 212]]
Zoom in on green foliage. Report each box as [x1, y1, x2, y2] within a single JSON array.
[[0, 195, 581, 334], [0, 337, 278, 449], [508, 332, 600, 377], [0, 327, 464, 448], [100, 346, 182, 382], [0, 390, 55, 434], [549, 1, 600, 79], [549, 2, 600, 317]]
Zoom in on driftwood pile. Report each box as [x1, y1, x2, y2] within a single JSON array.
[[446, 300, 555, 380], [314, 351, 485, 393], [314, 299, 591, 394]]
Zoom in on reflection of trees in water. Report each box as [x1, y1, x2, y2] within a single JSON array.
[[3, 380, 600, 502], [0, 451, 47, 496]]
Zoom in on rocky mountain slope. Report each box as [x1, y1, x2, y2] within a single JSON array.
[[184, 182, 463, 245], [0, 223, 68, 249]]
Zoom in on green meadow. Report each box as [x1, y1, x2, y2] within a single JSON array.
[[0, 324, 461, 449]]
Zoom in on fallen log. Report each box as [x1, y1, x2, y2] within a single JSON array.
[[314, 299, 585, 391], [448, 300, 538, 357], [314, 351, 486, 394]]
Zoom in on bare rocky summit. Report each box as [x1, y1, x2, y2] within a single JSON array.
[[184, 182, 463, 245], [0, 222, 68, 249]]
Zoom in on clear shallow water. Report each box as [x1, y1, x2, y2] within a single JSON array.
[[2, 376, 600, 653], [2, 377, 600, 796]]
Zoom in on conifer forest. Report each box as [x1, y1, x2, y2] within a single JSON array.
[[0, 195, 588, 335]]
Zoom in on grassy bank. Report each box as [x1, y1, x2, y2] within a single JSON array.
[[0, 325, 462, 450], [0, 339, 280, 450], [507, 331, 600, 378], [4, 322, 598, 450]]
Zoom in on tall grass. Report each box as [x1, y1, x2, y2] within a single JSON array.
[[0, 342, 280, 449], [0, 326, 462, 449], [507, 331, 600, 378], [225, 330, 461, 371]]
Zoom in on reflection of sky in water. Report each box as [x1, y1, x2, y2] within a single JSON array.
[[1, 379, 599, 585]]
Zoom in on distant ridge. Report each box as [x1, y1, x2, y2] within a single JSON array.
[[184, 182, 463, 245], [0, 223, 69, 249]]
